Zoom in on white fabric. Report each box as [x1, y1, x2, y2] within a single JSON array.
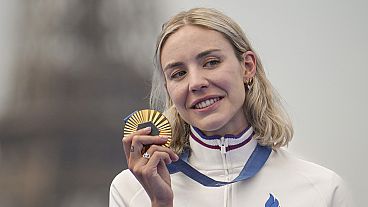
[[110, 127, 351, 207]]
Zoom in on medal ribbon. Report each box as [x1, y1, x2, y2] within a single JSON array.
[[167, 144, 271, 187]]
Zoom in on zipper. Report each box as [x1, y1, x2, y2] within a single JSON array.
[[218, 137, 230, 207], [218, 137, 228, 173]]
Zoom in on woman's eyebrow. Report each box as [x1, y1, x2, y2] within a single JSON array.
[[196, 49, 221, 60], [163, 62, 184, 72]]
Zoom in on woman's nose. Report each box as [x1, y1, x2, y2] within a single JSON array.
[[188, 70, 209, 92]]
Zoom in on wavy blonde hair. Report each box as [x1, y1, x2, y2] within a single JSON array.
[[150, 8, 293, 153]]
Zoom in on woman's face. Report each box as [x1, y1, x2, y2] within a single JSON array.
[[161, 25, 255, 136]]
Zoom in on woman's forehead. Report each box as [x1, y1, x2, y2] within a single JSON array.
[[160, 25, 233, 64]]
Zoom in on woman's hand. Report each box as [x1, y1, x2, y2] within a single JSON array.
[[122, 127, 179, 207]]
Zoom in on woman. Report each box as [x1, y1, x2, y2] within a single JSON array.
[[110, 8, 350, 207]]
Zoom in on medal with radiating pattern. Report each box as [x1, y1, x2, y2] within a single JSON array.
[[123, 109, 172, 148]]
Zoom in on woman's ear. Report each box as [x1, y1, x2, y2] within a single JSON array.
[[241, 51, 257, 82]]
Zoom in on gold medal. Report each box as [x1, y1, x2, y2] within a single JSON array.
[[123, 109, 172, 148]]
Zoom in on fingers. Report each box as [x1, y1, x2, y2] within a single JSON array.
[[130, 136, 170, 159], [131, 144, 177, 170], [129, 146, 179, 181], [123, 127, 177, 165], [144, 145, 179, 164], [142, 154, 171, 185], [131, 135, 170, 149], [122, 127, 151, 160], [140, 152, 170, 177]]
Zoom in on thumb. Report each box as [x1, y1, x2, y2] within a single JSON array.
[[157, 159, 171, 186]]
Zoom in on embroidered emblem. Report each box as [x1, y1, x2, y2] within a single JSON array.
[[265, 193, 280, 207]]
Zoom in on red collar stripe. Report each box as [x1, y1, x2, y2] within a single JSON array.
[[190, 131, 255, 152]]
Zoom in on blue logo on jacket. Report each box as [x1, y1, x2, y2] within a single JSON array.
[[265, 194, 280, 207]]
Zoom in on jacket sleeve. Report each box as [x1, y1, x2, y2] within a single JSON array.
[[109, 181, 127, 207]]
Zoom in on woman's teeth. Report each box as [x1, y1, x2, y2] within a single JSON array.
[[194, 97, 220, 109]]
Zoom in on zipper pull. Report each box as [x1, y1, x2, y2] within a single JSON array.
[[220, 137, 226, 154]]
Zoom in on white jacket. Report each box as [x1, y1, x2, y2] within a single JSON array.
[[110, 126, 351, 207]]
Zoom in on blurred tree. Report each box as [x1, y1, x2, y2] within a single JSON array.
[[0, 1, 159, 206]]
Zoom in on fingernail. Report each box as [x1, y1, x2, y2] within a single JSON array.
[[144, 127, 151, 131], [174, 154, 179, 161]]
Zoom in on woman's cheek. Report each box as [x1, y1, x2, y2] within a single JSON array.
[[168, 84, 185, 107]]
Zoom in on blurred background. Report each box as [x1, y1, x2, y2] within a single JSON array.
[[0, 0, 367, 206]]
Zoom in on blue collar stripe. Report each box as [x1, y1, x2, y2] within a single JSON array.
[[167, 144, 271, 187]]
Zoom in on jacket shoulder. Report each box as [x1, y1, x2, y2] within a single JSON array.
[[272, 149, 337, 177], [268, 149, 351, 206]]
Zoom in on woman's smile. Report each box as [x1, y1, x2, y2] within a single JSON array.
[[190, 96, 223, 109]]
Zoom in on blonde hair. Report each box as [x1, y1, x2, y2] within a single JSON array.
[[150, 8, 293, 153]]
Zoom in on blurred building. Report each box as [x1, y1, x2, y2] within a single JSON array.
[[0, 1, 159, 206]]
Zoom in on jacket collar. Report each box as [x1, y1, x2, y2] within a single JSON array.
[[188, 125, 257, 171]]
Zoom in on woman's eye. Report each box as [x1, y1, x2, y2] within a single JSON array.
[[203, 59, 220, 68], [170, 70, 187, 79]]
